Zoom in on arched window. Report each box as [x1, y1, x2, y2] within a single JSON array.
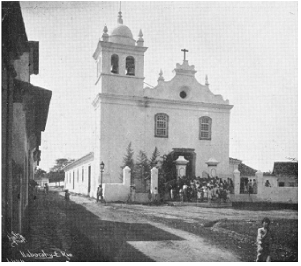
[[199, 116, 212, 140], [111, 54, 119, 74], [125, 56, 135, 76], [155, 113, 169, 138]]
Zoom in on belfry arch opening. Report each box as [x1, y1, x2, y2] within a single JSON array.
[[125, 56, 135, 76], [111, 54, 119, 74]]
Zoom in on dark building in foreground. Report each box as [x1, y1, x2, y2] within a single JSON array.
[[2, 1, 52, 254]]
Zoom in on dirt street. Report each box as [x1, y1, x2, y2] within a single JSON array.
[[6, 189, 297, 262], [62, 189, 297, 261], [61, 191, 239, 261]]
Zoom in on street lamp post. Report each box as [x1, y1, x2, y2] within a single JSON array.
[[100, 161, 105, 186]]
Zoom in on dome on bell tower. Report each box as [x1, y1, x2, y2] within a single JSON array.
[[109, 11, 135, 46]]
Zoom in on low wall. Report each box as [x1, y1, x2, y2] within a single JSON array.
[[230, 187, 298, 204], [103, 183, 130, 202], [259, 187, 298, 203], [102, 187, 150, 203]]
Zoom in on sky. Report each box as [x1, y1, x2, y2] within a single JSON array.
[[20, 1, 298, 172]]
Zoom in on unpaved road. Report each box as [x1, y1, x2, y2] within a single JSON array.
[[62, 191, 297, 261], [66, 193, 239, 261]]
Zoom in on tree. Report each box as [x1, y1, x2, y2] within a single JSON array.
[[121, 142, 135, 170], [134, 150, 150, 180], [47, 171, 65, 183], [120, 142, 135, 181], [34, 168, 46, 180], [159, 152, 176, 183], [157, 152, 177, 194], [50, 158, 75, 172], [133, 150, 150, 192], [48, 158, 75, 185], [149, 147, 160, 168]]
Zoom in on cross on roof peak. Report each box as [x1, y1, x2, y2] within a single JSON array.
[[181, 49, 189, 61]]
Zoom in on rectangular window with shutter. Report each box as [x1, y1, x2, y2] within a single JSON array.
[[155, 113, 169, 138], [199, 116, 212, 140]]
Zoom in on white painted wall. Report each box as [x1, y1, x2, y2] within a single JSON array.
[[230, 187, 298, 204], [97, 95, 232, 184], [259, 187, 298, 203], [65, 161, 93, 196], [103, 166, 131, 202], [103, 183, 130, 202]]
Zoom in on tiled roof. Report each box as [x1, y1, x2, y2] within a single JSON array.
[[238, 163, 257, 176], [272, 162, 298, 176], [229, 157, 257, 176], [229, 157, 242, 164]]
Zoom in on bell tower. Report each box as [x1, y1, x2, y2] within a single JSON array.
[[92, 11, 148, 97]]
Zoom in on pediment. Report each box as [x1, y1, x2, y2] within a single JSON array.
[[144, 73, 229, 105]]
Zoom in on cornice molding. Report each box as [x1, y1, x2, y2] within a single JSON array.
[[93, 40, 148, 60], [95, 72, 145, 85], [64, 152, 94, 171], [92, 93, 233, 112]]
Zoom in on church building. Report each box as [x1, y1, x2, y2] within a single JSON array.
[[64, 11, 233, 199]]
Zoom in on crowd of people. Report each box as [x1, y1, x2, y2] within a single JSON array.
[[167, 176, 234, 203], [240, 178, 258, 194]]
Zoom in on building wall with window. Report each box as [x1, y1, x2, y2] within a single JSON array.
[[92, 84, 232, 185], [64, 153, 94, 196], [271, 161, 298, 187], [88, 11, 233, 190], [66, 11, 233, 198], [277, 176, 297, 187]]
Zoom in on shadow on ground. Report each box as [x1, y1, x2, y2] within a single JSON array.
[[6, 190, 183, 262]]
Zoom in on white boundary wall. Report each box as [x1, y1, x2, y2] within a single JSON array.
[[103, 166, 131, 202], [231, 170, 298, 203]]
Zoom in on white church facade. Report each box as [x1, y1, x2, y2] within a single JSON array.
[[64, 11, 233, 199]]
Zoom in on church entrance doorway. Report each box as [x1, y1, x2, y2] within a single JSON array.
[[171, 148, 196, 179]]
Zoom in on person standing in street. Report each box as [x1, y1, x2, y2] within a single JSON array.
[[44, 183, 49, 194], [153, 187, 159, 203], [197, 186, 202, 202], [170, 186, 175, 200], [248, 180, 253, 195], [208, 186, 213, 204], [148, 189, 152, 204], [131, 185, 136, 203], [96, 184, 103, 202], [183, 183, 188, 202], [253, 180, 258, 194], [256, 217, 272, 262], [65, 189, 70, 201], [179, 187, 184, 202]]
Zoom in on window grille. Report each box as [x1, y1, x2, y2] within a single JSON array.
[[199, 116, 212, 140], [155, 113, 169, 138]]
